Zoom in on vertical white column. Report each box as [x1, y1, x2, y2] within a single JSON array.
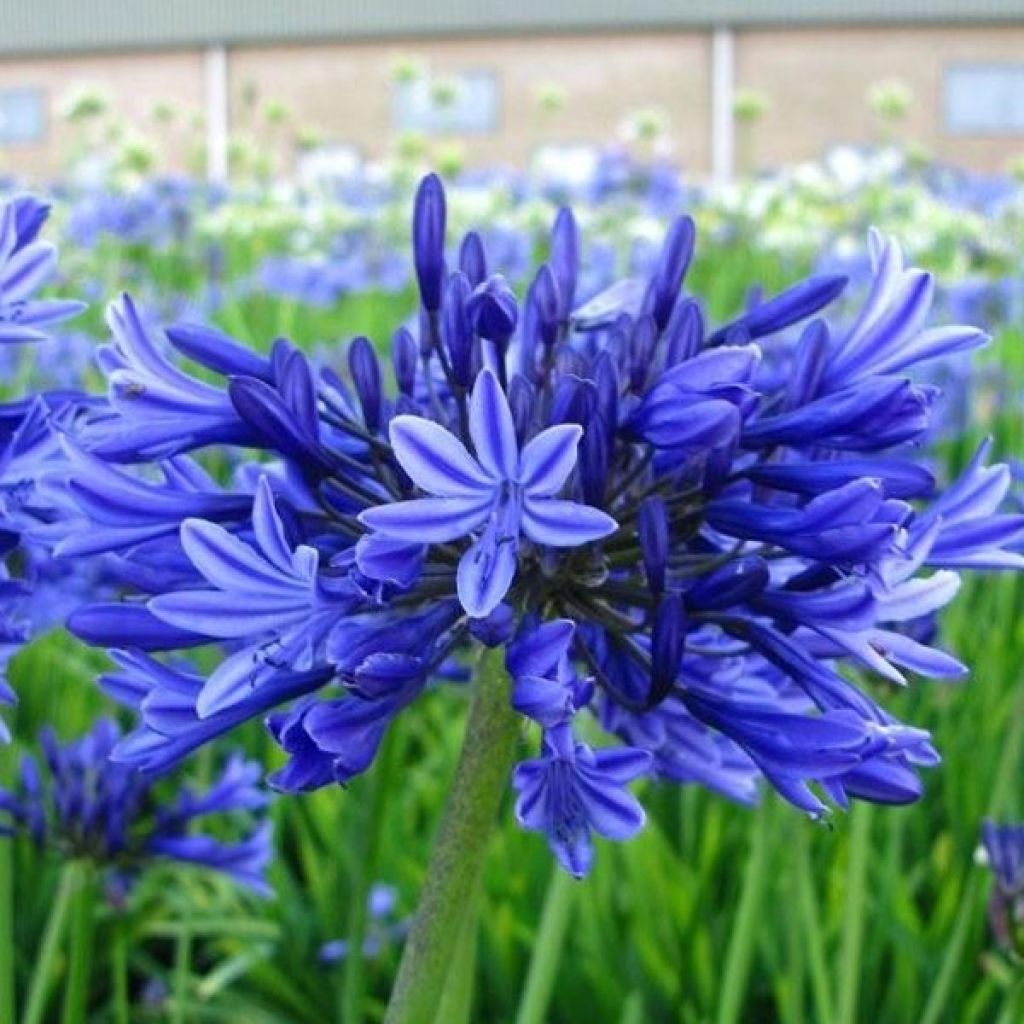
[[204, 45, 229, 183], [711, 26, 735, 187]]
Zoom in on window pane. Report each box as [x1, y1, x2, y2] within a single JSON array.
[[393, 71, 498, 135], [944, 65, 1024, 135], [0, 88, 45, 144]]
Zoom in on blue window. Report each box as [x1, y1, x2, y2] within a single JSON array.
[[0, 88, 45, 144], [944, 64, 1024, 135], [393, 71, 499, 135]]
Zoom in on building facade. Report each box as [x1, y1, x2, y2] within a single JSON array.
[[0, 1, 1023, 181]]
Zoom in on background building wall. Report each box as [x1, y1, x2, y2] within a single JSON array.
[[0, 50, 205, 180], [736, 25, 1024, 173], [2, 24, 1024, 181], [228, 33, 711, 173]]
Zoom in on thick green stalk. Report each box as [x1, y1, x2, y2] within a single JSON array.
[[434, 877, 482, 1024], [384, 646, 521, 1024], [61, 862, 97, 1024], [21, 864, 77, 1024], [515, 868, 576, 1024]]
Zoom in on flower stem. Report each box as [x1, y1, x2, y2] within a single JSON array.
[[384, 645, 521, 1024], [434, 875, 481, 1024], [21, 863, 77, 1024], [0, 841, 14, 1024], [715, 803, 770, 1024], [340, 731, 395, 1024], [61, 861, 98, 1024], [112, 916, 130, 1024], [836, 804, 873, 1024], [172, 920, 192, 1024], [514, 866, 576, 1024]]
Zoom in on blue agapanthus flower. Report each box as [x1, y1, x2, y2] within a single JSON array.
[[0, 718, 272, 894], [0, 195, 86, 739], [980, 819, 1024, 954], [54, 174, 1023, 876]]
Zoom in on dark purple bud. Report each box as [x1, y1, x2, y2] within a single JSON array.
[[629, 315, 657, 392], [351, 653, 425, 700], [650, 595, 685, 705], [413, 173, 447, 312], [631, 389, 739, 451], [348, 336, 382, 432], [507, 374, 535, 444], [638, 496, 669, 594], [442, 271, 474, 387], [167, 322, 272, 380], [521, 266, 562, 378], [579, 421, 609, 507], [592, 351, 620, 433], [418, 307, 432, 358], [459, 231, 487, 287], [273, 344, 319, 435], [549, 207, 579, 319], [469, 603, 516, 647], [744, 458, 934, 499], [230, 377, 330, 476], [391, 327, 418, 397], [550, 374, 597, 427], [646, 215, 695, 330], [685, 556, 770, 612], [12, 195, 51, 250], [467, 274, 519, 345], [708, 274, 847, 345], [68, 603, 206, 651], [554, 346, 585, 379], [785, 318, 830, 409], [663, 299, 704, 367], [742, 377, 933, 452]]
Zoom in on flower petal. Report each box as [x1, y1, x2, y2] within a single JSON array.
[[457, 521, 519, 618], [469, 369, 518, 480], [389, 415, 495, 495], [359, 495, 492, 543], [518, 423, 582, 496], [522, 497, 617, 547]]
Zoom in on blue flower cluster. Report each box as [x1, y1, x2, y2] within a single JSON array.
[[0, 195, 85, 738], [980, 820, 1024, 954], [0, 718, 272, 894], [51, 174, 1022, 877]]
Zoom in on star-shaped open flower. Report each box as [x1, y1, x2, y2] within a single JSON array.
[[359, 368, 618, 617]]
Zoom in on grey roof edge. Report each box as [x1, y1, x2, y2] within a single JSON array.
[[2, 1, 1024, 59]]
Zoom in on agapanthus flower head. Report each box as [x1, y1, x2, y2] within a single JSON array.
[[0, 718, 272, 895], [0, 194, 85, 345], [0, 195, 88, 740], [979, 819, 1024, 955], [57, 174, 1022, 876]]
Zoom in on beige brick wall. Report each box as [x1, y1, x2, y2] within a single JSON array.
[[229, 33, 711, 174], [0, 50, 205, 181], [2, 26, 1024, 182], [736, 25, 1024, 174]]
